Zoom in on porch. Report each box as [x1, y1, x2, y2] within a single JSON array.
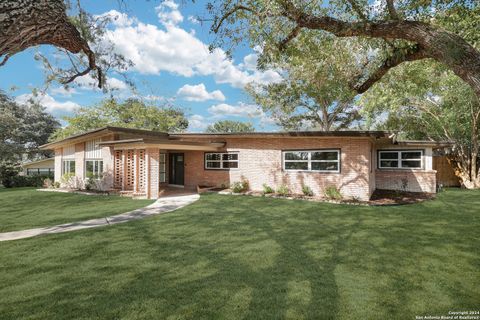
[[97, 138, 225, 199]]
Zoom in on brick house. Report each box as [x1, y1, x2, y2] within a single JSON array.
[[40, 126, 447, 201]]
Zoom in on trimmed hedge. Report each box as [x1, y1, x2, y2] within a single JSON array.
[[1, 174, 53, 188]]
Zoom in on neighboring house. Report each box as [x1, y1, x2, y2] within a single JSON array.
[[21, 158, 55, 176], [40, 126, 450, 201]]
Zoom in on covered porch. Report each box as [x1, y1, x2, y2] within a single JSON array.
[[97, 138, 225, 199]]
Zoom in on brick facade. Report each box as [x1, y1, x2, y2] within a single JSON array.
[[375, 170, 437, 193]]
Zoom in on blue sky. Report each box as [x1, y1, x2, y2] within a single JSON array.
[[0, 0, 281, 131]]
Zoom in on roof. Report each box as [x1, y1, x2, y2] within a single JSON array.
[[40, 126, 169, 149], [171, 130, 393, 139], [21, 158, 54, 167], [97, 138, 225, 151], [395, 140, 455, 148]]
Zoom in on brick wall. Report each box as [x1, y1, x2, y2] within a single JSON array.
[[182, 137, 374, 201], [375, 170, 437, 193], [147, 148, 160, 199]]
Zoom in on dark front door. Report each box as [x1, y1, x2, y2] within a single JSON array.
[[169, 153, 185, 185]]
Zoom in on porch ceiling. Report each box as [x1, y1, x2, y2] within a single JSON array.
[[97, 138, 225, 151]]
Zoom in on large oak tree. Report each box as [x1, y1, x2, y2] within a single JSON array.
[[209, 0, 480, 100]]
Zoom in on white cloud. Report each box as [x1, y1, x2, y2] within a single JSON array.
[[156, 0, 184, 26], [50, 86, 77, 97], [15, 93, 80, 113], [74, 74, 128, 91], [187, 15, 199, 24], [208, 102, 263, 118], [177, 83, 225, 101], [188, 114, 209, 131], [100, 5, 282, 89]]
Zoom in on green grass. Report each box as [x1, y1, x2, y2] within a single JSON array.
[[0, 188, 479, 319], [0, 188, 154, 232]]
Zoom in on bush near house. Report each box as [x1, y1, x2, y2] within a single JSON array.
[[302, 184, 314, 196], [262, 183, 274, 194], [231, 180, 249, 193], [324, 186, 342, 200]]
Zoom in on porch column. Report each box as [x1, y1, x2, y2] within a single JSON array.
[[122, 151, 126, 191], [146, 148, 159, 199], [134, 149, 139, 192]]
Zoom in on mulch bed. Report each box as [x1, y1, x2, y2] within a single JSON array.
[[214, 188, 435, 206], [369, 189, 435, 205]]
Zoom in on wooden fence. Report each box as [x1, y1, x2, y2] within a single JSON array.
[[433, 156, 461, 187]]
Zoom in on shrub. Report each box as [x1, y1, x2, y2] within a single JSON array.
[[43, 178, 53, 188], [262, 183, 274, 194], [276, 184, 290, 197], [302, 184, 314, 197], [60, 173, 78, 189], [54, 181, 60, 188], [324, 186, 342, 200], [1, 175, 52, 188], [231, 179, 249, 193]]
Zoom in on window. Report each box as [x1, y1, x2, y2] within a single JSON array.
[[27, 168, 53, 176], [283, 150, 340, 172], [159, 153, 166, 183], [205, 152, 239, 170], [62, 160, 75, 175], [378, 150, 423, 169], [85, 160, 103, 179]]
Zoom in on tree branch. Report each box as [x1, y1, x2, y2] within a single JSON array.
[[279, 25, 302, 50], [213, 5, 255, 33], [345, 0, 368, 21], [386, 0, 399, 20], [352, 45, 427, 93]]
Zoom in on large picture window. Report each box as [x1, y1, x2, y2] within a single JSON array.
[[378, 150, 423, 169], [283, 150, 340, 172], [62, 160, 75, 175], [205, 152, 239, 170], [85, 160, 103, 179]]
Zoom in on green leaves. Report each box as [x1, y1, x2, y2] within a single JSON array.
[[205, 120, 255, 133], [51, 98, 189, 140]]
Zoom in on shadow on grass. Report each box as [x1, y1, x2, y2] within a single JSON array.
[[0, 189, 479, 319]]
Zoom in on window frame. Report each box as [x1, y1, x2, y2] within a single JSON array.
[[378, 149, 424, 170], [282, 149, 341, 173], [85, 159, 104, 179], [204, 152, 239, 170], [159, 153, 166, 183], [62, 160, 75, 175]]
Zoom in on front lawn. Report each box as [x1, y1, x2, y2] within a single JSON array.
[[0, 188, 154, 232], [0, 189, 478, 319]]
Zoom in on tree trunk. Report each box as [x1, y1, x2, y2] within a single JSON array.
[[0, 0, 101, 86]]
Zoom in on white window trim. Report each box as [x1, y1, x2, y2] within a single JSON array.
[[159, 153, 166, 183], [85, 159, 104, 179], [205, 152, 239, 170], [62, 160, 75, 175], [282, 150, 340, 173], [378, 150, 424, 169]]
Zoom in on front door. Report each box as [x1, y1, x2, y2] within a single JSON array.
[[169, 153, 185, 185]]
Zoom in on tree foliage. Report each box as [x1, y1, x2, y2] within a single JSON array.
[[0, 91, 59, 181], [208, 0, 480, 100], [51, 98, 189, 140], [360, 60, 480, 188], [247, 35, 364, 131], [205, 120, 255, 133]]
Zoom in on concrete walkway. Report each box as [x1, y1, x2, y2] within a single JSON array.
[[0, 194, 200, 242]]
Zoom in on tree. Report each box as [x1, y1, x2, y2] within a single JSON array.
[[0, 1, 133, 90], [247, 35, 363, 131], [209, 1, 480, 100], [51, 98, 189, 140], [0, 91, 60, 180], [205, 120, 255, 133], [361, 60, 480, 188]]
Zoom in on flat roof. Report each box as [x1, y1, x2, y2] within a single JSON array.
[[171, 130, 393, 139]]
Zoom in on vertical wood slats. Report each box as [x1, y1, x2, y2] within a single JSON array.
[[114, 150, 123, 189]]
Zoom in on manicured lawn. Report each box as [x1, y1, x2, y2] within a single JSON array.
[[0, 189, 478, 319], [0, 188, 154, 232]]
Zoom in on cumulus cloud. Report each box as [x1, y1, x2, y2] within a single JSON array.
[[208, 102, 263, 118], [177, 83, 225, 101], [187, 15, 199, 24], [74, 74, 128, 91], [188, 114, 210, 131], [50, 86, 77, 97], [100, 5, 282, 88], [15, 93, 80, 113]]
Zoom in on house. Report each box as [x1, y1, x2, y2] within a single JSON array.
[[40, 126, 449, 201], [21, 158, 55, 176]]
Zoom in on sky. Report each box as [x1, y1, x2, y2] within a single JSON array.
[[0, 0, 282, 132]]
